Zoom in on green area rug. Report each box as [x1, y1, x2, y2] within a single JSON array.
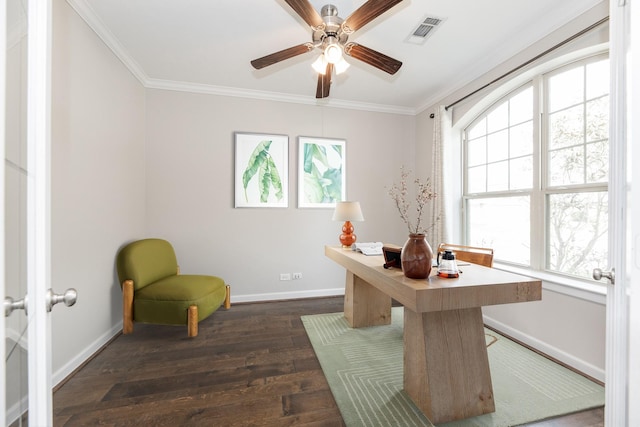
[[301, 307, 604, 427]]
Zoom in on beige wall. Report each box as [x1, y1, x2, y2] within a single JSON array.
[[51, 0, 146, 380]]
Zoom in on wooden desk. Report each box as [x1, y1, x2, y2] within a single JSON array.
[[325, 245, 542, 424]]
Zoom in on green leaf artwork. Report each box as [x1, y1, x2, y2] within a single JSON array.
[[242, 140, 284, 203], [301, 140, 343, 205]]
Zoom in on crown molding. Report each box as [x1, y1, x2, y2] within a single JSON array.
[[145, 78, 416, 115]]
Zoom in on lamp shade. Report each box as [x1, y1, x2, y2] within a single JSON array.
[[332, 201, 364, 222], [312, 54, 328, 74], [334, 57, 350, 75]]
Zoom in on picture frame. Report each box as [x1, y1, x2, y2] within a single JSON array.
[[298, 136, 346, 208], [234, 132, 289, 208], [383, 245, 403, 270]]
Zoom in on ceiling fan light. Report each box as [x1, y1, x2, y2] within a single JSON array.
[[324, 43, 343, 64], [312, 55, 327, 74], [334, 57, 350, 75]]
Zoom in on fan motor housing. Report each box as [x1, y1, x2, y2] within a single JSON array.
[[313, 4, 348, 48]]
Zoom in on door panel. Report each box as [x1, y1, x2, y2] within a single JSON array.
[[5, 168, 28, 425], [5, 0, 29, 424]]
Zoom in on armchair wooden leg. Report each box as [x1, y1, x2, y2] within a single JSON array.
[[122, 280, 134, 334], [188, 305, 198, 337], [224, 284, 231, 309]]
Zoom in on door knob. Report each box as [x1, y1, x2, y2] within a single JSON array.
[[46, 288, 77, 312], [592, 267, 615, 284], [4, 295, 28, 317]]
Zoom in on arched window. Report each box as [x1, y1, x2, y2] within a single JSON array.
[[462, 53, 609, 280]]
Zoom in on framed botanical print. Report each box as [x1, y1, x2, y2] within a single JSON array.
[[298, 136, 346, 208], [234, 132, 288, 208]]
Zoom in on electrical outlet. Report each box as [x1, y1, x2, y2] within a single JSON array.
[[280, 273, 291, 281], [293, 272, 302, 280]]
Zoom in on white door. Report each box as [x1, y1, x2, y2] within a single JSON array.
[[3, 0, 75, 425], [599, 0, 635, 425]]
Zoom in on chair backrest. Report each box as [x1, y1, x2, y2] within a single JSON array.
[[116, 238, 178, 291], [437, 243, 494, 268]]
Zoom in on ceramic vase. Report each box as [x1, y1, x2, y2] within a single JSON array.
[[401, 233, 433, 279]]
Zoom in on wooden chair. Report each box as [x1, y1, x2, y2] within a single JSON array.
[[437, 243, 494, 268], [116, 238, 231, 337]]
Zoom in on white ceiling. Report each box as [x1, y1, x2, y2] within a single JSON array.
[[67, 0, 603, 113]]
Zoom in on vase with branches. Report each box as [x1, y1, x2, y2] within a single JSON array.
[[388, 166, 437, 279]]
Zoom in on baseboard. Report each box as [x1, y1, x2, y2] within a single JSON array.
[[52, 321, 123, 388], [230, 288, 345, 304], [483, 314, 605, 383]]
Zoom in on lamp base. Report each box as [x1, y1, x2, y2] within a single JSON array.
[[339, 221, 357, 248]]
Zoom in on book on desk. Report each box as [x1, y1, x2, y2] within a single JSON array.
[[352, 242, 383, 256]]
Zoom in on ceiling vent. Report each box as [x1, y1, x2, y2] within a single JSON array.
[[405, 15, 445, 45]]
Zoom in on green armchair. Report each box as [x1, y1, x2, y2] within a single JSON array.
[[116, 238, 230, 337]]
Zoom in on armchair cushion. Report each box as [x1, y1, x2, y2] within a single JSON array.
[[134, 274, 227, 325]]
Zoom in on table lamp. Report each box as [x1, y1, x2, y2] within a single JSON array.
[[332, 201, 365, 248]]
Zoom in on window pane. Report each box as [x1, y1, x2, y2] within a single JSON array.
[[487, 101, 508, 133], [467, 136, 486, 167], [548, 104, 584, 150], [487, 130, 508, 162], [509, 86, 533, 124], [468, 117, 486, 139], [510, 156, 533, 190], [586, 96, 609, 142], [549, 146, 584, 186], [586, 60, 610, 99], [468, 196, 530, 265], [586, 140, 608, 183], [548, 192, 608, 279], [467, 166, 486, 193], [548, 67, 584, 112], [510, 121, 533, 157], [487, 161, 509, 192]]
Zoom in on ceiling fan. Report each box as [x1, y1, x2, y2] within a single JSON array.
[[251, 0, 404, 99]]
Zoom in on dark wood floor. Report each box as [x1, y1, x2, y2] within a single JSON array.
[[53, 296, 604, 426]]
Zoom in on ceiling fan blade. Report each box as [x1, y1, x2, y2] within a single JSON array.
[[315, 63, 333, 98], [251, 43, 314, 69], [344, 43, 402, 75], [284, 0, 324, 29], [342, 0, 403, 33]]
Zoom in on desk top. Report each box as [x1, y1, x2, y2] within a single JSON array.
[[325, 245, 542, 313]]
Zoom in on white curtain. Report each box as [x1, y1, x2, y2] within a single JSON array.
[[429, 105, 453, 247]]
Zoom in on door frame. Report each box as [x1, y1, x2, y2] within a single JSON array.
[[629, 0, 640, 423], [1, 0, 7, 422], [26, 0, 53, 425]]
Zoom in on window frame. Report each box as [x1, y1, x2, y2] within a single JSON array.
[[461, 52, 609, 283]]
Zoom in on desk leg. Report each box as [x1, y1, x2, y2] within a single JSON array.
[[403, 307, 495, 424], [343, 271, 392, 328]]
